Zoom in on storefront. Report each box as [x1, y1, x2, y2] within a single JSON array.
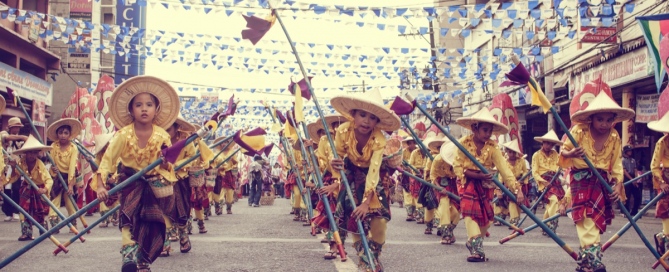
[[0, 62, 54, 138]]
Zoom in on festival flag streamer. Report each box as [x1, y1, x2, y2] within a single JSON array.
[[500, 60, 551, 113], [233, 127, 267, 156], [637, 13, 669, 92], [288, 77, 313, 101], [241, 11, 277, 45], [161, 140, 186, 164], [389, 96, 416, 115], [5, 87, 18, 107], [293, 83, 305, 123]]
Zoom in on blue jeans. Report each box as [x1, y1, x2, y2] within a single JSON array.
[[248, 180, 262, 206]]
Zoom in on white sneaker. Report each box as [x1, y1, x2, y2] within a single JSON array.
[[3, 216, 11, 222], [12, 214, 19, 221]]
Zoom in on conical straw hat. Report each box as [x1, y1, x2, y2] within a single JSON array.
[[109, 76, 180, 129], [440, 142, 457, 166], [173, 113, 195, 132], [12, 135, 52, 155], [456, 107, 509, 135], [425, 132, 448, 151], [94, 132, 115, 155], [648, 111, 669, 134], [570, 92, 635, 124], [503, 139, 522, 154], [46, 118, 82, 142], [534, 130, 563, 145], [307, 115, 343, 141], [330, 88, 401, 131]]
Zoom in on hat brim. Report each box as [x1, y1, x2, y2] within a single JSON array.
[[13, 146, 52, 155], [648, 120, 669, 133], [109, 76, 180, 130], [456, 118, 509, 135], [533, 137, 563, 145], [571, 108, 635, 124], [427, 139, 446, 151], [504, 145, 521, 155], [93, 133, 115, 155], [47, 118, 82, 142], [440, 142, 457, 166], [330, 96, 401, 131], [307, 115, 342, 141], [175, 117, 195, 132]]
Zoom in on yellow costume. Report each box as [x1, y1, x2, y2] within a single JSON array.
[[48, 142, 79, 226]]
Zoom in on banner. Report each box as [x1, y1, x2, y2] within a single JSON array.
[[92, 74, 115, 133], [68, 0, 92, 74], [0, 62, 53, 106], [635, 93, 660, 123], [569, 48, 653, 98], [114, 0, 143, 84], [31, 99, 46, 127]]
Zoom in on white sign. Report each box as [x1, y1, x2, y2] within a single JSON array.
[[67, 53, 90, 74], [569, 48, 653, 98], [0, 62, 53, 106], [635, 93, 660, 123]]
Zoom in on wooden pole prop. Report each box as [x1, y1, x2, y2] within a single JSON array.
[[512, 169, 561, 232], [623, 171, 651, 187], [4, 150, 86, 242], [286, 113, 316, 232], [215, 149, 241, 169], [268, 2, 375, 265], [398, 169, 525, 234], [407, 94, 578, 260], [73, 140, 98, 171], [72, 139, 95, 158], [603, 191, 666, 252], [209, 138, 235, 164], [0, 191, 68, 253], [56, 133, 232, 255], [1, 129, 209, 268], [298, 120, 347, 259], [14, 99, 89, 230], [177, 135, 233, 170], [499, 207, 572, 244]]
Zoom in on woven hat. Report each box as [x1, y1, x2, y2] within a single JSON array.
[[424, 132, 447, 151], [93, 132, 115, 155], [306, 115, 343, 141], [109, 76, 180, 129], [534, 130, 563, 145], [439, 142, 457, 166], [330, 88, 401, 131], [8, 117, 23, 128], [456, 107, 509, 134], [174, 113, 195, 132], [570, 92, 635, 124], [0, 95, 5, 114], [12, 135, 52, 155], [503, 139, 522, 154], [46, 118, 82, 142], [648, 111, 669, 133]]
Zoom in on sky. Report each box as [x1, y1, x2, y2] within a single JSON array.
[[143, 0, 437, 150]]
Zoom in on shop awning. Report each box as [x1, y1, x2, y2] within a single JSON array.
[[552, 68, 571, 89]]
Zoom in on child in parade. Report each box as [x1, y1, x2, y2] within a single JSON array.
[[89, 132, 118, 228], [502, 139, 529, 227], [532, 130, 565, 235], [431, 141, 460, 244], [46, 118, 82, 232], [453, 107, 524, 262], [646, 104, 669, 263], [329, 89, 401, 271], [559, 92, 633, 272], [95, 76, 180, 272]]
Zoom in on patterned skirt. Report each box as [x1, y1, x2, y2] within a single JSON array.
[[173, 178, 192, 225], [19, 183, 49, 224], [335, 159, 391, 237], [541, 171, 565, 203], [409, 170, 423, 198], [570, 169, 614, 233], [460, 176, 494, 227], [417, 183, 439, 210], [655, 169, 669, 219], [117, 167, 166, 265], [436, 176, 460, 211], [312, 172, 338, 231]]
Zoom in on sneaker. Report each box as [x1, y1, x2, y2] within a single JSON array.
[[12, 214, 19, 221], [253, 204, 259, 207], [4, 216, 11, 222]]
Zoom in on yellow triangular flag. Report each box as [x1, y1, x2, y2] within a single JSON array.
[[528, 78, 551, 113], [294, 83, 304, 123]]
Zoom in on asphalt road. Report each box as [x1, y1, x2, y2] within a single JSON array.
[[0, 197, 663, 272]]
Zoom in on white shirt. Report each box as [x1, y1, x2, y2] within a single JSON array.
[[271, 167, 282, 178]]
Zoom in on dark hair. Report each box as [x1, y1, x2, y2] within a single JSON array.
[[127, 93, 160, 114], [56, 125, 71, 134]]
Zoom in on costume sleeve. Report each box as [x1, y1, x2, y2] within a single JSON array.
[[651, 138, 665, 188], [493, 146, 520, 192], [429, 155, 445, 183], [67, 145, 79, 186], [453, 148, 466, 183], [610, 135, 623, 185], [532, 153, 547, 186], [558, 126, 579, 169], [97, 133, 125, 187], [40, 161, 54, 194]]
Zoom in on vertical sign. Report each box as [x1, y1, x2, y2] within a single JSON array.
[[115, 1, 143, 85], [69, 0, 92, 74]]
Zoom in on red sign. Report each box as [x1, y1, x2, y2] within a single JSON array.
[[580, 27, 617, 43]]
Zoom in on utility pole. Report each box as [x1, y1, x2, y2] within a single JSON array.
[[342, 80, 366, 93], [428, 19, 439, 93]]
